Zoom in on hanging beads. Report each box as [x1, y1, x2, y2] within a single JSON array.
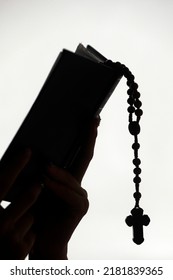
[[122, 64, 150, 244], [106, 61, 150, 244], [121, 64, 143, 208], [105, 60, 150, 244]]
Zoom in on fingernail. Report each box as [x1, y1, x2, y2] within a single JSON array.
[[95, 115, 101, 127], [47, 161, 57, 169], [46, 162, 59, 174], [40, 182, 45, 189], [18, 147, 32, 161]]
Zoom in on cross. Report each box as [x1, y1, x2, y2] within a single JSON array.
[[125, 207, 150, 245]]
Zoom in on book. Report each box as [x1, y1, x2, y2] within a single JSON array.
[[0, 44, 123, 201]]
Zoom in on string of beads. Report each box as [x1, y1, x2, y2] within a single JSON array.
[[106, 60, 143, 209], [105, 60, 150, 244], [121, 63, 142, 208]]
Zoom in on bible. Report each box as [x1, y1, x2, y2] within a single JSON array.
[[0, 44, 123, 200]]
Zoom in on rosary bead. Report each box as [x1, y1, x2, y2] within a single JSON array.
[[116, 62, 122, 68], [133, 167, 141, 175], [127, 81, 133, 87], [127, 74, 135, 82], [133, 158, 141, 166], [128, 121, 140, 135], [128, 82, 138, 90], [105, 60, 113, 67], [120, 63, 126, 69], [126, 74, 136, 85], [133, 192, 142, 200], [135, 109, 143, 117], [133, 176, 141, 184], [132, 143, 140, 150], [124, 71, 132, 80], [134, 100, 142, 108], [127, 97, 134, 105], [123, 68, 133, 79], [127, 88, 135, 96], [133, 91, 141, 99], [128, 106, 135, 113]]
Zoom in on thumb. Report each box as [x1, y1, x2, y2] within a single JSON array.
[[69, 116, 100, 183]]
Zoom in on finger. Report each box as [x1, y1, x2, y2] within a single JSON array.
[[0, 148, 32, 201], [15, 213, 34, 239], [3, 183, 41, 224], [44, 175, 89, 214], [0, 229, 36, 260], [69, 116, 100, 182], [19, 230, 36, 260], [46, 165, 86, 197]]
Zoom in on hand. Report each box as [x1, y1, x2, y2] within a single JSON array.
[[29, 117, 100, 259], [0, 149, 41, 259]]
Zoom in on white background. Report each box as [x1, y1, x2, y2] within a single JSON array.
[[0, 0, 173, 259]]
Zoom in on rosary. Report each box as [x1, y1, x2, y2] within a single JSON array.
[[106, 60, 150, 245]]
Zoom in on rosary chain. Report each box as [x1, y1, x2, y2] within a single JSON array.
[[105, 60, 143, 208], [105, 60, 150, 244], [121, 64, 143, 208]]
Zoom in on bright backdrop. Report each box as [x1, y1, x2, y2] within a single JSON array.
[[0, 0, 173, 259]]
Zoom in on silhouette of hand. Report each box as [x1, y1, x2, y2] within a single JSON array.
[[29, 117, 100, 259], [0, 149, 41, 259]]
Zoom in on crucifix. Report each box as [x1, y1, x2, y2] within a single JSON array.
[[125, 207, 150, 245]]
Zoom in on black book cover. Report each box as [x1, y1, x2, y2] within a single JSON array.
[[0, 46, 123, 200]]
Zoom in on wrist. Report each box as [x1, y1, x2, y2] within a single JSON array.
[[29, 246, 68, 260]]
